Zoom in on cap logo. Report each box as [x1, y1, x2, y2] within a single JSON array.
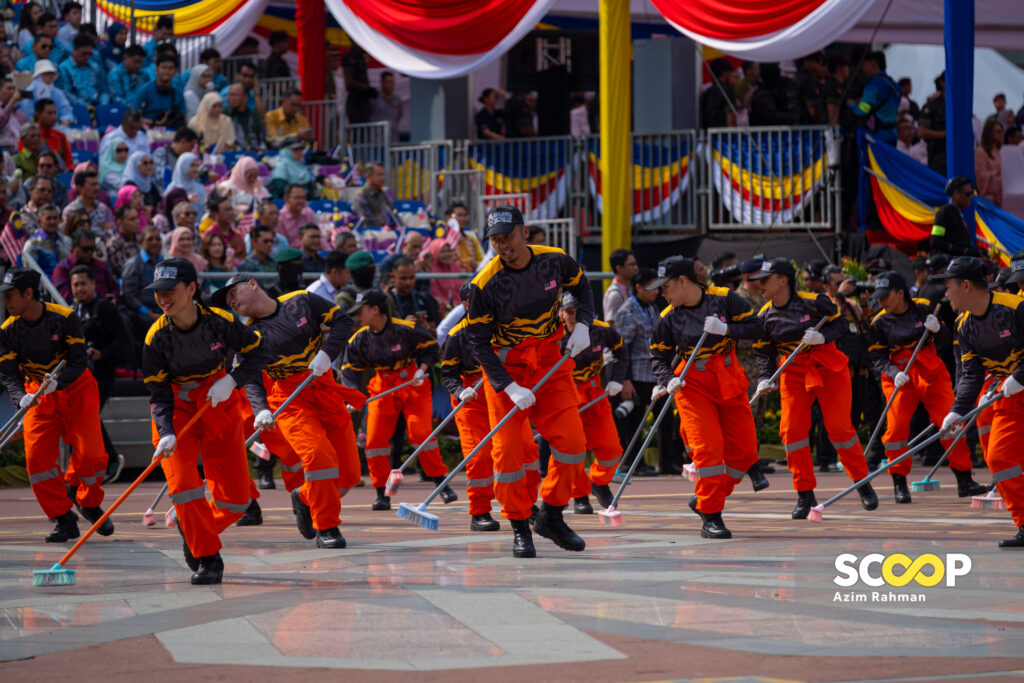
[[355, 292, 365, 303], [760, 261, 772, 272], [1012, 259, 1024, 273], [875, 278, 889, 289], [657, 266, 666, 278], [3, 272, 13, 284], [488, 211, 514, 227], [154, 266, 178, 281]]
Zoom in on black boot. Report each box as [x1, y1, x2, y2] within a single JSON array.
[[79, 505, 115, 536], [532, 501, 586, 551], [256, 455, 276, 490], [791, 490, 818, 519], [700, 511, 732, 539], [433, 477, 458, 504], [529, 504, 539, 523], [315, 527, 347, 549], [998, 526, 1024, 549], [573, 496, 593, 514], [235, 499, 263, 526], [747, 463, 770, 492], [291, 490, 315, 539], [892, 474, 912, 504], [858, 483, 879, 511], [470, 512, 500, 532], [952, 468, 993, 498], [177, 522, 198, 572], [592, 483, 614, 509], [191, 553, 224, 585], [45, 510, 80, 543], [372, 487, 391, 510], [510, 518, 536, 558], [103, 454, 125, 485], [688, 495, 705, 521]]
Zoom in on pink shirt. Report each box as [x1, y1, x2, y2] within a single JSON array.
[[277, 206, 317, 248]]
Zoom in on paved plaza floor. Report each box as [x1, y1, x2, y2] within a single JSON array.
[[1, 468, 1024, 682]]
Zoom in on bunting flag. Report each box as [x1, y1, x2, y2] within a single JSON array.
[[706, 129, 830, 224], [466, 140, 571, 220], [587, 139, 692, 225], [0, 212, 25, 267]]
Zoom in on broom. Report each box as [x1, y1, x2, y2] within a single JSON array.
[[33, 402, 211, 586], [396, 353, 571, 530], [142, 483, 168, 526], [599, 332, 709, 526], [385, 378, 484, 496], [0, 361, 66, 451], [244, 371, 319, 449], [912, 385, 998, 493], [578, 388, 610, 414], [748, 317, 827, 406], [365, 377, 418, 404], [808, 392, 1002, 523]]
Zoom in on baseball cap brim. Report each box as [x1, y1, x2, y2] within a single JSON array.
[[0, 282, 17, 293], [747, 271, 772, 281], [484, 222, 517, 238], [644, 275, 669, 291], [145, 278, 187, 291], [1005, 270, 1024, 285], [927, 271, 956, 281]]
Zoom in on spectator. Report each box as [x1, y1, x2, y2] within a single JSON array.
[[114, 185, 147, 229], [379, 228, 430, 291], [16, 2, 42, 53], [13, 123, 43, 177], [569, 94, 590, 138], [142, 15, 174, 65], [61, 208, 90, 238], [105, 202, 141, 277], [0, 43, 16, 80], [11, 153, 65, 210], [264, 89, 313, 147], [370, 71, 401, 143], [898, 77, 920, 120], [976, 118, 1004, 206], [306, 249, 348, 302], [335, 230, 357, 255], [825, 54, 852, 128], [129, 53, 185, 129], [298, 223, 325, 273], [277, 182, 315, 248], [734, 61, 760, 122], [22, 202, 68, 277], [167, 226, 205, 271], [98, 109, 149, 160], [98, 21, 126, 71], [897, 117, 927, 165], [267, 137, 314, 199], [183, 63, 211, 119], [97, 136, 129, 193], [422, 237, 464, 312], [106, 44, 148, 103], [237, 224, 277, 273], [219, 156, 268, 214], [63, 169, 114, 237], [504, 90, 535, 138], [341, 44, 373, 124], [57, 33, 107, 107], [150, 186, 185, 234], [15, 28, 54, 72], [253, 197, 287, 253], [189, 48, 227, 92], [992, 93, 1015, 131], [475, 88, 506, 140], [15, 173, 53, 235], [200, 231, 232, 284], [165, 152, 206, 217], [28, 13, 69, 63], [700, 57, 738, 128], [189, 90, 235, 151], [849, 51, 901, 145], [152, 127, 197, 190], [0, 177, 11, 228], [52, 228, 117, 301], [260, 31, 291, 79], [603, 248, 637, 323], [21, 59, 73, 129], [446, 200, 483, 271], [203, 191, 244, 265], [226, 83, 266, 150], [795, 52, 827, 125], [387, 255, 440, 334], [218, 60, 264, 118], [0, 77, 26, 154], [931, 176, 975, 256], [65, 161, 111, 207], [353, 162, 393, 226], [527, 224, 546, 244], [121, 225, 164, 332], [918, 71, 947, 176], [121, 150, 160, 209]]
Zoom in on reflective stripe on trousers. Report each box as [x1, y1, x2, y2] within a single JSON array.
[[214, 497, 251, 514], [467, 477, 494, 488], [305, 467, 340, 482], [494, 468, 525, 483], [784, 438, 809, 453], [993, 464, 1023, 484], [169, 485, 207, 505], [551, 448, 585, 465], [365, 447, 390, 459], [28, 467, 60, 485]]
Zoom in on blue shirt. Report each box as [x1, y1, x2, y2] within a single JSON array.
[[22, 36, 71, 66], [851, 70, 902, 142], [129, 80, 185, 122], [107, 63, 151, 102], [220, 84, 255, 113], [57, 59, 109, 106]]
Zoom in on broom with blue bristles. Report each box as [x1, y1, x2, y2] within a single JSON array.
[[396, 353, 571, 530]]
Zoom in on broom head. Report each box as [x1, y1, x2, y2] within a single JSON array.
[[395, 502, 438, 530], [597, 506, 624, 526], [683, 463, 697, 482], [165, 507, 178, 529], [143, 508, 156, 526], [911, 479, 941, 492], [384, 469, 403, 496], [807, 505, 825, 523], [33, 563, 76, 586]]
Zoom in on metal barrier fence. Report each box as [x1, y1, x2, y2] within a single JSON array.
[[302, 99, 345, 150], [527, 218, 578, 262], [389, 141, 453, 205], [84, 1, 214, 72], [259, 78, 301, 114], [347, 122, 392, 169], [431, 168, 485, 232]]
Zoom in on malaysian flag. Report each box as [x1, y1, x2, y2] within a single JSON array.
[[0, 213, 26, 266], [444, 217, 462, 249]]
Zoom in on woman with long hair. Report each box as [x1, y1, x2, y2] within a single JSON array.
[[976, 118, 1004, 206], [16, 2, 42, 52]]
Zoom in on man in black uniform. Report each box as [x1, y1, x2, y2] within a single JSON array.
[[931, 176, 977, 256]]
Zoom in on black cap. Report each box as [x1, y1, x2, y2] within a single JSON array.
[[748, 257, 796, 281], [991, 267, 1012, 290], [646, 255, 698, 290], [0, 267, 40, 293], [738, 257, 765, 275], [929, 256, 988, 283], [560, 291, 578, 310], [1006, 249, 1024, 285], [865, 257, 891, 274], [209, 272, 257, 310], [347, 288, 388, 315], [872, 270, 907, 298], [926, 253, 950, 273], [484, 205, 524, 238], [144, 258, 198, 291]]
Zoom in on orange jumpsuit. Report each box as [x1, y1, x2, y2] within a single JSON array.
[[650, 287, 762, 515], [143, 305, 272, 558], [342, 317, 447, 490], [754, 292, 869, 491], [0, 302, 106, 519], [240, 388, 304, 492]]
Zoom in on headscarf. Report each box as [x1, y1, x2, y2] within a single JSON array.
[[120, 151, 153, 194], [100, 22, 126, 67], [184, 64, 210, 103], [168, 226, 207, 272], [423, 237, 464, 307], [166, 152, 206, 214], [98, 136, 128, 191], [269, 144, 314, 186], [189, 91, 234, 148], [224, 156, 267, 200], [115, 185, 148, 228]]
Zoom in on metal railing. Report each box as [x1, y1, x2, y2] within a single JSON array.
[[259, 77, 301, 114], [431, 168, 485, 233], [84, 1, 214, 72], [301, 99, 345, 150], [389, 141, 452, 205], [527, 218, 578, 262], [347, 122, 392, 170]]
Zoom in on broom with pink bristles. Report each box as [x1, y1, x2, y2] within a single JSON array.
[[142, 483, 168, 526]]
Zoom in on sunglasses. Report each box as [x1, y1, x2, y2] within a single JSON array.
[[79, 246, 95, 253], [140, 159, 153, 165], [116, 148, 129, 153], [75, 220, 90, 228]]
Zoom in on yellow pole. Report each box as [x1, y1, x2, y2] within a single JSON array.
[[599, 0, 631, 280]]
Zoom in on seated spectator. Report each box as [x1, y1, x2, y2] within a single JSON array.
[[98, 136, 128, 193], [202, 191, 244, 265], [105, 202, 141, 277], [30, 97, 72, 170], [336, 230, 357, 254], [152, 187, 189, 234], [15, 27, 56, 73], [115, 185, 148, 228], [386, 255, 440, 334], [306, 250, 349, 302], [0, 43, 18, 78], [99, 109, 149, 160], [237, 224, 277, 273], [61, 208, 90, 238], [276, 182, 315, 248], [120, 150, 159, 209], [14, 173, 53, 234], [16, 2, 42, 53], [896, 117, 927, 165], [121, 225, 164, 333], [57, 33, 108, 107], [0, 77, 27, 155], [446, 201, 483, 271], [422, 237, 464, 312], [183, 63, 211, 119], [22, 202, 69, 277], [20, 63, 73, 129], [189, 90, 234, 151], [63, 169, 114, 237], [196, 48, 227, 91], [298, 223, 325, 273], [58, 3, 84, 46], [260, 31, 291, 79], [65, 161, 112, 207], [98, 21, 126, 71], [168, 225, 205, 271], [268, 137, 315, 199], [251, 197, 287, 254], [106, 44, 148, 103], [152, 126, 196, 190], [165, 152, 206, 217], [0, 177, 12, 227], [200, 231, 233, 290], [219, 60, 264, 118], [264, 89, 313, 147], [129, 53, 185, 129], [10, 153, 65, 210], [13, 123, 43, 177], [379, 229, 430, 294], [353, 162, 394, 227], [218, 156, 267, 213], [976, 118, 1004, 206], [225, 83, 265, 151], [52, 228, 117, 301], [24, 13, 69, 66], [142, 15, 174, 66]]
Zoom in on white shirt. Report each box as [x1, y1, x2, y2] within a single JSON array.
[[436, 305, 466, 344], [570, 105, 590, 138], [897, 138, 928, 166], [306, 274, 339, 303]]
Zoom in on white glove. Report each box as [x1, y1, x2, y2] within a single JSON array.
[[704, 316, 728, 336], [940, 411, 964, 436], [253, 409, 275, 431], [602, 347, 614, 366], [39, 377, 58, 395], [651, 385, 668, 402], [504, 381, 536, 410], [894, 371, 910, 389], [667, 377, 685, 394], [411, 367, 427, 386], [1002, 375, 1024, 398], [606, 381, 623, 397], [18, 393, 35, 409], [924, 314, 941, 334], [458, 386, 477, 402], [153, 434, 177, 460], [567, 322, 590, 357], [802, 329, 825, 346], [307, 350, 332, 377], [207, 374, 237, 407], [756, 379, 776, 395]]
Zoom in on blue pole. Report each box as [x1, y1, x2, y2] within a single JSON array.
[[944, 0, 976, 246]]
